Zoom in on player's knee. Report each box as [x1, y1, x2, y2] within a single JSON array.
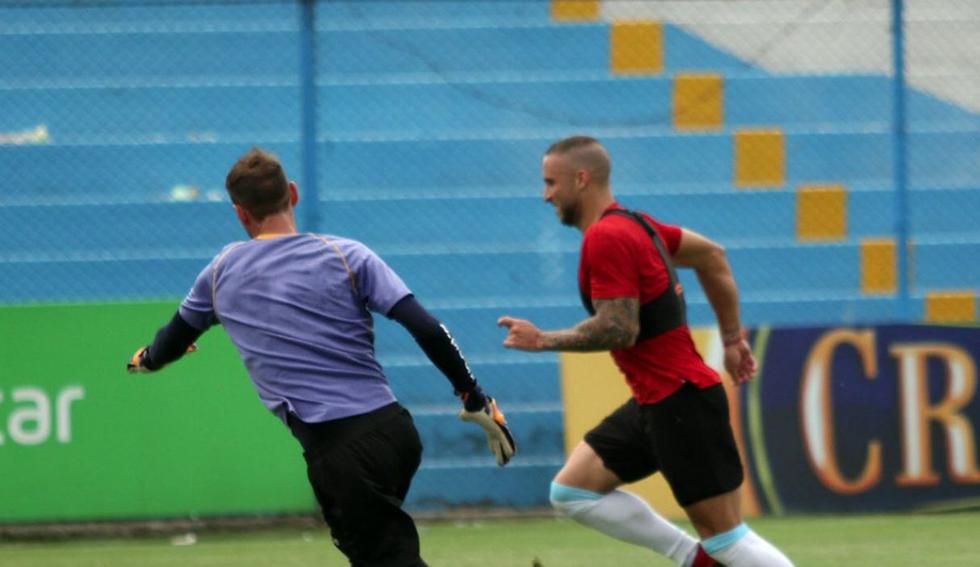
[[549, 481, 602, 518]]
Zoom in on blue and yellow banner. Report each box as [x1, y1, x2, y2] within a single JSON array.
[[745, 324, 980, 514]]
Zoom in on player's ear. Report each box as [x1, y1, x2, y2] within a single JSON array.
[[288, 181, 299, 207], [575, 168, 591, 191]]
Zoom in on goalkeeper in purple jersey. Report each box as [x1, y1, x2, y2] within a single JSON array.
[[127, 147, 515, 567]]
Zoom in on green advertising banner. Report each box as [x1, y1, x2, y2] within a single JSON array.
[[0, 301, 312, 523]]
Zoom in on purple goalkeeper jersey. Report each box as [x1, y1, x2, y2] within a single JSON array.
[[179, 233, 411, 424]]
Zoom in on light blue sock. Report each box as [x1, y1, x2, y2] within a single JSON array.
[[701, 523, 750, 555], [703, 523, 794, 566]]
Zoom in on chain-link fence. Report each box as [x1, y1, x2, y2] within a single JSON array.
[[0, 0, 299, 300], [2, 0, 978, 518], [6, 1, 976, 321]]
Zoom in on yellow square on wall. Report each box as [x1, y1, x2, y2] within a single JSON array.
[[611, 21, 663, 75]]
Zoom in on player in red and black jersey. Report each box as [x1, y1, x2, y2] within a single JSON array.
[[499, 136, 793, 567]]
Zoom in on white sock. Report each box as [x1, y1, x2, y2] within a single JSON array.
[[550, 482, 698, 566], [703, 523, 794, 566]]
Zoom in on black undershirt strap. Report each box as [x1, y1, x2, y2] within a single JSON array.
[[578, 208, 688, 341]]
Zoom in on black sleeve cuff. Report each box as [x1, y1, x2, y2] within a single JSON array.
[[145, 311, 205, 370]]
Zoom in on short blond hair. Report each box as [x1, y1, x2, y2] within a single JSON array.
[[545, 135, 611, 186]]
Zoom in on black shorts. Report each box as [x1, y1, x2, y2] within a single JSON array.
[[291, 403, 427, 567], [584, 383, 743, 507]]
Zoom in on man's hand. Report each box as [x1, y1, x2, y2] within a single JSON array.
[[498, 316, 545, 351], [127, 344, 197, 373], [459, 396, 516, 466], [722, 332, 756, 385], [127, 346, 155, 373]]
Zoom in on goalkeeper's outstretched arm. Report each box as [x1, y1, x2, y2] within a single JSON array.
[[127, 312, 203, 373], [388, 295, 516, 465]]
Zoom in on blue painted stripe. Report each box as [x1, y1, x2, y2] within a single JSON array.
[[702, 523, 750, 554], [549, 482, 602, 502]]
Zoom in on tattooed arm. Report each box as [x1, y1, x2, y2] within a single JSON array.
[[497, 297, 640, 352]]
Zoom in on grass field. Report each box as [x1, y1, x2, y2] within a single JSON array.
[[2, 512, 978, 566]]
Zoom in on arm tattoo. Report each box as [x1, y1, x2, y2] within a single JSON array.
[[542, 297, 640, 352]]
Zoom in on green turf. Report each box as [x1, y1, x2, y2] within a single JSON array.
[[1, 512, 978, 566]]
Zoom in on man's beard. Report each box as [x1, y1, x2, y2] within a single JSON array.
[[558, 202, 579, 227]]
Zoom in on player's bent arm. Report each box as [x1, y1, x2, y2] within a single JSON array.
[[672, 228, 743, 340], [539, 297, 640, 352]]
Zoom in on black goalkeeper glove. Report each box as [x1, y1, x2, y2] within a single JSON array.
[[459, 387, 516, 466], [127, 344, 197, 373]]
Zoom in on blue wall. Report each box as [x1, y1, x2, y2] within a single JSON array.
[[2, 0, 979, 512]]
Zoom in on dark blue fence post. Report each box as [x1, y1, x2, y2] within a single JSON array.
[[892, 0, 910, 321], [299, 0, 319, 233]]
